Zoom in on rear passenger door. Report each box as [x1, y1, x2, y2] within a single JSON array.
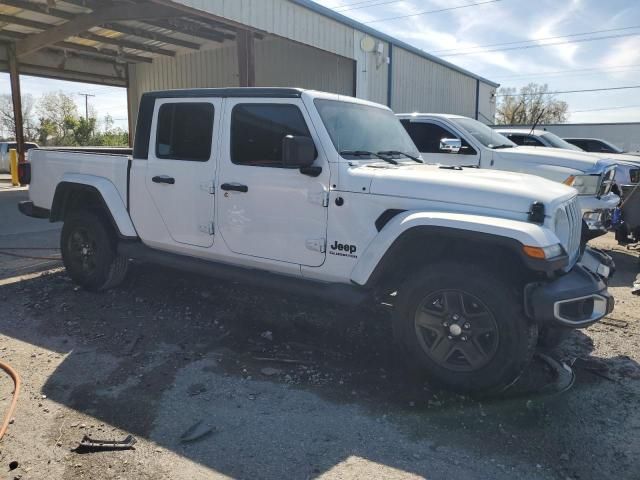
[[217, 99, 329, 267], [400, 119, 479, 167], [146, 98, 222, 248]]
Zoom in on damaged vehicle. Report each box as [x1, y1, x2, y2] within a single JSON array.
[[18, 88, 614, 393], [399, 114, 620, 238]]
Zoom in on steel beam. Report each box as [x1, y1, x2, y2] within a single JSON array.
[[236, 30, 255, 88], [15, 2, 175, 57], [7, 44, 25, 162]]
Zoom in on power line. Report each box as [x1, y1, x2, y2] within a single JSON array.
[[432, 25, 640, 54], [77, 93, 95, 120], [494, 63, 640, 80], [569, 104, 640, 113], [497, 85, 640, 97], [336, 0, 410, 12], [439, 31, 640, 57], [363, 0, 502, 24], [332, 0, 386, 8]]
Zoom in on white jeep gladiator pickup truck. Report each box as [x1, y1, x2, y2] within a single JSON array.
[[398, 114, 620, 237], [19, 88, 614, 393]]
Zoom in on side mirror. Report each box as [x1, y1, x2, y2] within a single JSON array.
[[439, 138, 462, 154], [282, 135, 316, 168]]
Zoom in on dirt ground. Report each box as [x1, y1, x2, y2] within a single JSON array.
[[0, 231, 638, 479]]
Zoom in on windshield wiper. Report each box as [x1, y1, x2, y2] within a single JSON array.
[[340, 150, 398, 165], [377, 150, 423, 163], [491, 144, 515, 150]]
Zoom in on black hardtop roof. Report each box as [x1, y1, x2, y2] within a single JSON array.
[[141, 87, 305, 100]]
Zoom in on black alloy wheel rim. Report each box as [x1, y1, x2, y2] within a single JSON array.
[[67, 227, 98, 276], [414, 290, 499, 372]]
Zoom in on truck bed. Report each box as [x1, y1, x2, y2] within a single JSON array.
[[29, 149, 131, 212]]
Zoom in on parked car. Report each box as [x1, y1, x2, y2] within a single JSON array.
[[0, 141, 39, 173], [398, 114, 620, 237], [565, 138, 640, 157], [19, 88, 614, 393], [494, 129, 640, 186]]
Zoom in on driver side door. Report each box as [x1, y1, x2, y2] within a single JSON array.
[[400, 119, 480, 167]]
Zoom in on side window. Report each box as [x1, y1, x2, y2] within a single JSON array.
[[156, 102, 214, 161], [509, 134, 544, 147], [231, 104, 313, 167], [590, 140, 613, 153], [401, 120, 476, 155], [570, 139, 587, 150]]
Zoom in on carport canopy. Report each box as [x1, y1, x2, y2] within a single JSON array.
[[0, 0, 263, 160]]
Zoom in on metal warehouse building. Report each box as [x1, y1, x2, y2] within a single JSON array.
[[0, 0, 498, 150]]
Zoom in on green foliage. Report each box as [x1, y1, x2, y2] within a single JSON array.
[[0, 91, 128, 147]]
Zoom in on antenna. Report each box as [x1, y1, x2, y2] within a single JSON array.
[[77, 93, 96, 120]]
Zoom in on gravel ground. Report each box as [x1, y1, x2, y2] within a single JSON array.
[[0, 234, 638, 480]]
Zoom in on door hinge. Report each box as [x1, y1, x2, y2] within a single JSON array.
[[199, 222, 215, 235], [306, 238, 326, 253], [307, 190, 330, 207], [200, 181, 215, 194]]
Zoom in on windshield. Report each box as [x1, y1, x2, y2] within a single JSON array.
[[448, 117, 516, 149], [314, 99, 420, 159], [541, 132, 583, 151]]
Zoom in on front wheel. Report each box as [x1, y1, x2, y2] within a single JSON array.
[[393, 262, 537, 393], [61, 210, 129, 292]]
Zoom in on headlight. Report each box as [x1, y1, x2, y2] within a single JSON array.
[[563, 174, 600, 195], [523, 243, 565, 259]]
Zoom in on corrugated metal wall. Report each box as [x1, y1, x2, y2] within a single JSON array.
[[128, 37, 355, 130], [173, 0, 354, 59], [390, 47, 477, 116], [477, 81, 497, 124], [127, 0, 496, 129], [255, 37, 354, 94]]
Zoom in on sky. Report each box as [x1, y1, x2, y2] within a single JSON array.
[[1, 0, 639, 129]]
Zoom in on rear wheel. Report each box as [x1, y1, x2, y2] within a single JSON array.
[[61, 210, 129, 292], [393, 262, 537, 393]]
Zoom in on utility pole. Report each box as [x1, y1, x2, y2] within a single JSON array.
[[77, 93, 95, 120]]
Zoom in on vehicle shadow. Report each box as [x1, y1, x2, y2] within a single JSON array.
[[0, 263, 638, 479], [592, 245, 639, 288]]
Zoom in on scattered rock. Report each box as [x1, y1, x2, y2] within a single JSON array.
[[560, 453, 570, 462], [260, 367, 282, 376], [9, 461, 18, 470], [260, 331, 273, 341]]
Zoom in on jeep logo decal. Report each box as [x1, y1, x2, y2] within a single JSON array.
[[329, 241, 357, 259]]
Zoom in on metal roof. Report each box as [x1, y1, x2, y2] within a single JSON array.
[[289, 0, 499, 88]]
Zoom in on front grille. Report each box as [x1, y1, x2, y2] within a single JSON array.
[[630, 168, 639, 184], [598, 167, 616, 197], [561, 198, 582, 268]]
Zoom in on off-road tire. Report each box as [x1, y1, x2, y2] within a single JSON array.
[[60, 210, 129, 292], [393, 262, 537, 393]]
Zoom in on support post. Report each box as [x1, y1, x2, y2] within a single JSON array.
[[237, 30, 255, 87], [7, 44, 25, 163]]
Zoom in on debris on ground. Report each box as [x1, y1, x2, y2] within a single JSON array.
[[74, 434, 137, 453], [179, 421, 214, 443]]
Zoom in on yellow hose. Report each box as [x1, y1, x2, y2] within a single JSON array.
[[0, 360, 21, 441]]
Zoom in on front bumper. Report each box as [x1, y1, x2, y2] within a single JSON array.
[[526, 247, 614, 328]]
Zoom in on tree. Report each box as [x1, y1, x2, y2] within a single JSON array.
[[0, 93, 37, 141], [495, 83, 568, 125], [36, 91, 79, 144]]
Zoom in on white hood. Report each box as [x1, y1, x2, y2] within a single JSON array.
[[362, 163, 576, 214], [498, 146, 612, 173]]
